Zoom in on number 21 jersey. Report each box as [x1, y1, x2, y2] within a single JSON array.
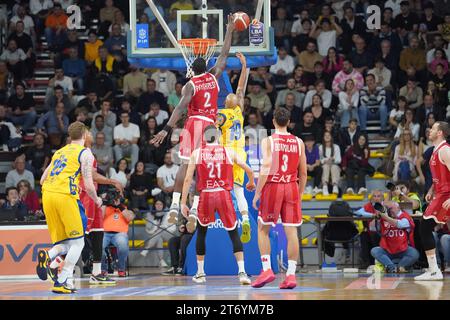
[[196, 144, 234, 192], [267, 132, 302, 184], [188, 72, 219, 121]]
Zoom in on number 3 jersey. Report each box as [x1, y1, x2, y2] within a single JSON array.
[[188, 72, 219, 121], [217, 106, 245, 151], [267, 132, 302, 184], [196, 143, 234, 192], [42, 143, 86, 199]]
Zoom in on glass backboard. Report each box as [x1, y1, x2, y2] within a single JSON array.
[[127, 0, 274, 59]]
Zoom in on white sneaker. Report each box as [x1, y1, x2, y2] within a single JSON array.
[[312, 187, 320, 196], [140, 250, 148, 257], [305, 186, 313, 195], [192, 273, 206, 283], [186, 211, 198, 233], [358, 187, 368, 195], [332, 185, 339, 194], [168, 203, 179, 224], [414, 268, 443, 281], [346, 188, 354, 194], [238, 272, 251, 285], [159, 259, 168, 268], [322, 185, 329, 196]]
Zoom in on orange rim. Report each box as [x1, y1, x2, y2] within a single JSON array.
[[178, 38, 217, 55]]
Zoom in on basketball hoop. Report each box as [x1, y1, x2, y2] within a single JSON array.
[[178, 38, 217, 78]]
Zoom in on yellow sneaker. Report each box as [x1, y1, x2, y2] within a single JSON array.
[[240, 219, 251, 243], [374, 260, 385, 273], [52, 281, 77, 294]]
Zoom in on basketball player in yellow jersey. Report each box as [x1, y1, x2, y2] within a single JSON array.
[[217, 52, 252, 243], [37, 122, 102, 294]]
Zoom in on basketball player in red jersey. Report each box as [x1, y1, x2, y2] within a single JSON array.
[[151, 15, 236, 222], [415, 121, 450, 281], [48, 131, 124, 286], [251, 108, 307, 289], [180, 126, 256, 284]]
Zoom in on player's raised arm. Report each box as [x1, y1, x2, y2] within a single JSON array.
[[150, 82, 194, 146], [80, 149, 103, 207], [235, 52, 247, 109], [253, 137, 271, 209], [211, 14, 235, 78], [298, 139, 307, 197], [180, 149, 198, 217]]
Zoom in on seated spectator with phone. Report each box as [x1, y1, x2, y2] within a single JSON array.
[[0, 187, 28, 221], [370, 201, 419, 273]]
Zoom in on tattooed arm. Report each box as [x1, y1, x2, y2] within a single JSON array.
[[80, 149, 103, 207]]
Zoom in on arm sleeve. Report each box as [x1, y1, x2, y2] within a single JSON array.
[[334, 145, 342, 164], [338, 92, 350, 110], [397, 218, 410, 229]]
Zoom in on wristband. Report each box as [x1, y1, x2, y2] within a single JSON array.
[[163, 125, 172, 133]]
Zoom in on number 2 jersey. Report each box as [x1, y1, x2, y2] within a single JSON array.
[[42, 143, 86, 199], [267, 132, 302, 184], [188, 72, 219, 121], [196, 143, 234, 192]]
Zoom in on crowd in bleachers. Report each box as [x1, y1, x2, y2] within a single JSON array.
[[0, 0, 449, 222]]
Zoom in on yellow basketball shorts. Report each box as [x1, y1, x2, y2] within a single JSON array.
[[233, 148, 247, 187], [42, 191, 87, 244]]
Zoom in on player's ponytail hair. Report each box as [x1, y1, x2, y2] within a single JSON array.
[[68, 121, 87, 140], [436, 121, 450, 138]]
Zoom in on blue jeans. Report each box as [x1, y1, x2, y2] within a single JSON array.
[[339, 108, 359, 128], [101, 232, 129, 272], [434, 233, 450, 267], [371, 246, 419, 269], [397, 161, 411, 181], [11, 111, 37, 132], [44, 27, 66, 51], [358, 104, 388, 132]]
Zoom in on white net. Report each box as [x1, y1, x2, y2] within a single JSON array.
[[178, 39, 217, 78]]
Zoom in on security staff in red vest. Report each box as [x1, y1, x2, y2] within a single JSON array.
[[370, 201, 419, 273]]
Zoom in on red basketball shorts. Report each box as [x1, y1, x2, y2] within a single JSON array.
[[80, 190, 103, 233], [424, 193, 450, 224], [197, 189, 237, 230], [179, 116, 214, 160], [258, 182, 302, 227]]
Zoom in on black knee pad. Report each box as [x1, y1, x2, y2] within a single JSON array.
[[228, 229, 243, 253], [196, 225, 208, 256], [420, 218, 437, 251], [89, 231, 104, 262]]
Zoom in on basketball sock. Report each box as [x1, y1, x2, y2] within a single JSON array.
[[261, 255, 271, 271], [48, 244, 68, 261], [191, 195, 200, 211], [242, 214, 249, 221], [49, 256, 63, 269], [237, 260, 246, 274], [172, 192, 181, 206], [287, 260, 297, 276], [427, 254, 439, 272], [92, 262, 101, 276], [234, 185, 248, 213], [57, 238, 84, 284], [197, 260, 204, 274]]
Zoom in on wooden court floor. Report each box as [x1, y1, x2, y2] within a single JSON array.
[[1, 268, 449, 300]]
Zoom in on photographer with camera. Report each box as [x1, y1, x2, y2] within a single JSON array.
[[370, 201, 419, 273], [388, 181, 422, 215], [100, 187, 135, 278]]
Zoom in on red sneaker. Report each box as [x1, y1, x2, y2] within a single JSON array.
[[118, 271, 127, 277], [251, 269, 275, 288], [279, 274, 296, 289]]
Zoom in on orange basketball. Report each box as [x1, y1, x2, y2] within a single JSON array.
[[233, 12, 250, 32]]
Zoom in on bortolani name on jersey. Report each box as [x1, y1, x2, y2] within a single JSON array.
[[274, 142, 298, 153]]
